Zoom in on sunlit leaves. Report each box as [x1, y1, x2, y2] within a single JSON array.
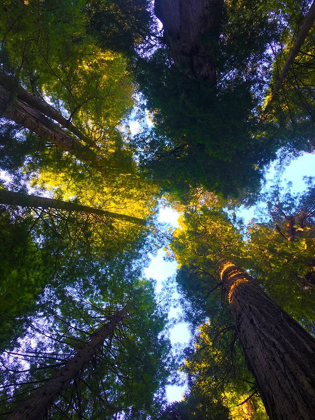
[[0, 0, 134, 150]]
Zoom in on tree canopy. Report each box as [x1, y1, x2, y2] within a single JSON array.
[[1, 0, 315, 418]]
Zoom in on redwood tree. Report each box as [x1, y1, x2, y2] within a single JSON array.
[[8, 306, 128, 420], [219, 260, 315, 420], [171, 193, 315, 419], [0, 84, 103, 169]]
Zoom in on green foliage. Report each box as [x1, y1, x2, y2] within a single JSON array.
[[180, 322, 267, 420], [259, 0, 315, 154], [86, 0, 154, 57], [130, 0, 286, 200], [0, 277, 172, 418], [0, 0, 135, 151], [244, 181, 315, 330], [132, 48, 276, 200], [0, 123, 43, 173], [1, 1, 315, 417], [0, 209, 49, 345], [160, 392, 229, 420], [171, 187, 315, 330], [169, 189, 315, 417], [0, 206, 173, 417]]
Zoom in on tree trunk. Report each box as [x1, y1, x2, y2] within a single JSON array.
[[267, 0, 315, 106], [155, 0, 224, 84], [0, 73, 94, 147], [0, 190, 146, 225], [8, 306, 128, 420], [219, 260, 315, 420], [0, 85, 101, 167]]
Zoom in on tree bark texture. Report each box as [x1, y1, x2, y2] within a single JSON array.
[[155, 0, 224, 84], [219, 260, 315, 420], [8, 306, 128, 420], [0, 190, 146, 225], [0, 73, 94, 147], [0, 85, 100, 166]]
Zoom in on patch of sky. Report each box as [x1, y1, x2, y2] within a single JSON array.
[[145, 206, 191, 402], [145, 151, 315, 403], [237, 152, 315, 225]]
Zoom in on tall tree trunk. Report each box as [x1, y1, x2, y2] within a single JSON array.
[[155, 0, 224, 84], [8, 306, 128, 420], [0, 73, 94, 147], [219, 260, 315, 420], [266, 0, 315, 107], [0, 85, 101, 167], [0, 190, 146, 225]]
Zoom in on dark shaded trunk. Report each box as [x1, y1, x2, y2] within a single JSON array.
[[267, 0, 315, 105], [0, 85, 101, 167], [8, 306, 128, 420], [0, 73, 94, 147], [0, 190, 146, 225], [155, 0, 224, 84], [219, 260, 315, 420]]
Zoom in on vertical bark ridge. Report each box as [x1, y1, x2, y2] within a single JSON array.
[[219, 260, 315, 420]]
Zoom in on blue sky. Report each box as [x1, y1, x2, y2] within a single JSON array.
[[145, 151, 315, 402]]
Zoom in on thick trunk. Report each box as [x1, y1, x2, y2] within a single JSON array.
[[0, 73, 94, 147], [155, 0, 224, 84], [219, 260, 315, 420], [0, 85, 100, 167], [8, 306, 128, 420], [0, 190, 146, 226]]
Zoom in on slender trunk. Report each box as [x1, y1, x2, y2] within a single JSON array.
[[0, 73, 94, 147], [268, 0, 315, 105], [0, 85, 101, 167], [219, 260, 315, 420], [0, 190, 146, 226], [8, 306, 128, 420], [155, 0, 224, 84]]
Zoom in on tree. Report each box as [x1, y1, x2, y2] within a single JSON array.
[[0, 168, 159, 348], [0, 73, 93, 146], [133, 53, 272, 199], [266, 0, 315, 104], [0, 208, 51, 346], [0, 82, 103, 168], [258, 0, 315, 157], [130, 0, 315, 199], [0, 0, 136, 176], [0, 189, 146, 226], [219, 260, 315, 419], [154, 0, 224, 84], [179, 321, 267, 419], [133, 0, 281, 198], [86, 0, 155, 57], [170, 194, 315, 419], [0, 236, 172, 418], [8, 306, 128, 420], [244, 181, 315, 327]]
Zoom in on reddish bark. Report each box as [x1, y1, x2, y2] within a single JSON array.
[[219, 260, 315, 420]]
